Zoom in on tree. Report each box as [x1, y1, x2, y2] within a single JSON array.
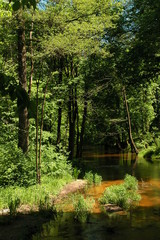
[[17, 10, 29, 153]]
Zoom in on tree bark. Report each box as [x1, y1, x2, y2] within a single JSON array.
[[36, 79, 39, 183], [68, 61, 78, 160], [68, 87, 76, 159], [17, 13, 29, 153], [76, 105, 80, 158], [123, 86, 139, 154], [79, 94, 88, 157], [38, 78, 49, 184], [28, 17, 34, 98], [56, 58, 63, 144]]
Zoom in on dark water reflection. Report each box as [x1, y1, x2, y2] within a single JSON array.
[[32, 149, 160, 240], [82, 148, 160, 181]]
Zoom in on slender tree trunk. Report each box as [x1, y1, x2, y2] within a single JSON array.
[[56, 58, 63, 144], [123, 86, 139, 154], [73, 85, 79, 158], [79, 94, 88, 157], [68, 87, 76, 159], [36, 80, 39, 183], [17, 13, 29, 153], [38, 79, 49, 184], [28, 17, 34, 98], [68, 61, 77, 160], [76, 106, 80, 158], [155, 88, 160, 130], [57, 107, 62, 144], [64, 116, 69, 147]]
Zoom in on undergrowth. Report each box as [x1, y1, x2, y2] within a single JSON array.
[[0, 176, 72, 212]]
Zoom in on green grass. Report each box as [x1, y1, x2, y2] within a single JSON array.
[[99, 174, 141, 210], [73, 194, 95, 223], [84, 171, 102, 186], [0, 175, 72, 211]]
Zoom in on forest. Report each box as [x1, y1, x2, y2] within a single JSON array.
[[0, 0, 160, 239]]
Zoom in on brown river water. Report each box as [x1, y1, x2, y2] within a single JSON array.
[[32, 149, 160, 240]]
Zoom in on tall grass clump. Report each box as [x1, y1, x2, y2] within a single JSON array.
[[73, 194, 95, 223], [84, 171, 102, 185], [99, 174, 141, 210]]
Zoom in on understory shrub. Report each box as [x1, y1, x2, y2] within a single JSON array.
[[0, 139, 73, 188], [0, 140, 36, 187], [143, 146, 160, 160], [143, 149, 155, 159], [99, 174, 141, 210], [41, 145, 72, 179]]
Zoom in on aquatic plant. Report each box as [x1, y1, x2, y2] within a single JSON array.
[[84, 171, 102, 185], [73, 195, 95, 223], [123, 174, 138, 190], [84, 171, 94, 185], [99, 175, 141, 210], [94, 173, 102, 185]]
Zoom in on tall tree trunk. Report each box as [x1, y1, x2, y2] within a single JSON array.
[[68, 60, 78, 160], [17, 13, 29, 153], [155, 88, 160, 130], [79, 94, 88, 157], [57, 107, 62, 144], [68, 87, 76, 159], [28, 17, 34, 98], [123, 86, 139, 154], [56, 58, 63, 144], [38, 79, 49, 184], [36, 79, 39, 183], [76, 105, 80, 158]]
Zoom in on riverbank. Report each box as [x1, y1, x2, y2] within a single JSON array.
[[0, 179, 87, 240], [138, 146, 160, 160]]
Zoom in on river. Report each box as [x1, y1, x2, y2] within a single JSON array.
[[32, 148, 160, 240]]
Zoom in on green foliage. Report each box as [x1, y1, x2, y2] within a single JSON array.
[[41, 145, 72, 180], [84, 171, 102, 185], [8, 197, 21, 216], [142, 146, 160, 160], [1, 0, 160, 220], [73, 194, 95, 223], [38, 194, 57, 216], [123, 174, 138, 191], [10, 0, 37, 11], [73, 167, 81, 180], [143, 149, 155, 159], [99, 175, 141, 210], [94, 173, 102, 185], [84, 171, 94, 185], [0, 140, 36, 187], [0, 175, 72, 211]]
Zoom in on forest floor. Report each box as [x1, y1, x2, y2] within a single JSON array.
[[0, 179, 87, 240]]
